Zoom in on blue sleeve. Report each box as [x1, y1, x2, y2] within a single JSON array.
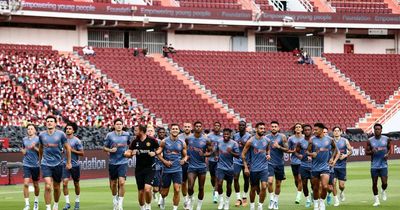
[[104, 133, 111, 148], [60, 132, 67, 145], [76, 140, 83, 151], [233, 142, 239, 154]]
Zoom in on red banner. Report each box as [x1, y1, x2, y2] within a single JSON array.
[[21, 0, 400, 24]]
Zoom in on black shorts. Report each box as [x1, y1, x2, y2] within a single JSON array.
[[291, 164, 300, 177], [109, 164, 128, 180], [41, 164, 63, 183], [62, 165, 81, 182], [268, 164, 286, 181], [209, 161, 218, 177], [136, 167, 155, 190], [23, 166, 40, 181]]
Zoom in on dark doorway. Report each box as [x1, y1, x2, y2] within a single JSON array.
[[277, 36, 299, 52], [124, 31, 130, 48]]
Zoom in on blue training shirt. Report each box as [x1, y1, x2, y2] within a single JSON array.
[[104, 131, 131, 165], [369, 135, 389, 169], [163, 137, 184, 173], [208, 132, 223, 162], [249, 136, 269, 172], [39, 130, 68, 167], [63, 136, 83, 167], [233, 132, 251, 166], [298, 138, 312, 168], [187, 134, 209, 169], [311, 135, 333, 172], [288, 135, 303, 165], [22, 136, 40, 168], [266, 133, 285, 166], [217, 139, 239, 171], [334, 137, 349, 169]]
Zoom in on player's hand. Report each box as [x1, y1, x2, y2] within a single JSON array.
[[124, 150, 132, 157], [164, 160, 172, 167], [329, 159, 336, 167], [110, 147, 117, 153], [66, 163, 72, 170], [266, 154, 271, 160], [297, 154, 303, 160], [384, 153, 389, 160], [372, 148, 378, 153], [272, 141, 280, 149], [20, 148, 26, 154], [148, 151, 156, 157], [132, 150, 138, 155], [244, 167, 250, 177], [180, 159, 186, 165]]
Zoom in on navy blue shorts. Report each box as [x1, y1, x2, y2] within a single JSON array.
[[23, 166, 40, 181], [268, 164, 286, 180], [208, 161, 218, 177], [62, 165, 81, 182], [291, 164, 300, 177], [136, 167, 155, 190], [233, 164, 243, 176], [188, 167, 207, 175], [311, 170, 330, 178], [300, 166, 311, 180], [216, 168, 234, 182], [334, 168, 347, 181], [108, 164, 128, 180], [41, 164, 63, 183], [182, 163, 188, 182], [250, 170, 268, 186], [371, 168, 388, 178], [153, 169, 162, 187], [162, 171, 182, 188]]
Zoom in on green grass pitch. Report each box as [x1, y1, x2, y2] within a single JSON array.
[[2, 160, 399, 210]]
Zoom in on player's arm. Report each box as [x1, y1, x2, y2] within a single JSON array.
[[157, 140, 171, 167], [124, 140, 135, 158], [294, 142, 303, 159], [20, 142, 26, 155], [384, 138, 391, 160], [64, 142, 72, 169], [180, 142, 188, 165], [230, 142, 240, 158], [241, 138, 252, 173], [185, 138, 190, 161], [203, 138, 213, 157], [306, 139, 317, 158], [366, 140, 373, 156], [342, 139, 353, 159], [103, 134, 117, 153], [38, 136, 43, 165], [273, 135, 289, 152], [329, 139, 339, 166]]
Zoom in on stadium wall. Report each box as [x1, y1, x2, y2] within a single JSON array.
[[2, 141, 400, 185], [383, 110, 400, 133], [0, 26, 88, 51], [168, 33, 232, 51], [324, 33, 396, 54]]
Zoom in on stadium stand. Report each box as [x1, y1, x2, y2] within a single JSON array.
[[74, 47, 237, 129], [170, 50, 372, 130], [0, 44, 151, 128], [329, 0, 392, 13], [178, 0, 242, 10], [323, 53, 400, 105]]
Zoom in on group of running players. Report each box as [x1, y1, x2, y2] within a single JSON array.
[[21, 116, 391, 210]]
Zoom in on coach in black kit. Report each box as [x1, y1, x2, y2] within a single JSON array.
[[124, 125, 159, 210]]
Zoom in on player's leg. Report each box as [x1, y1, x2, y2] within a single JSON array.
[[310, 173, 321, 210], [181, 164, 189, 209], [172, 171, 183, 210], [380, 168, 388, 201], [319, 173, 330, 210], [233, 164, 242, 206], [52, 164, 63, 210], [371, 168, 380, 206], [23, 176, 31, 210], [258, 170, 268, 210], [291, 165, 302, 204], [242, 166, 250, 206], [62, 166, 71, 210], [109, 165, 119, 209], [187, 172, 197, 210], [249, 171, 260, 210], [143, 168, 155, 210], [160, 173, 172, 210], [267, 166, 275, 210], [71, 166, 81, 210], [31, 167, 40, 210], [197, 172, 207, 210], [273, 165, 285, 209], [224, 171, 234, 210], [216, 169, 225, 210], [209, 161, 218, 203]]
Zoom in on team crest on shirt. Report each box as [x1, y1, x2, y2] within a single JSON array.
[[325, 140, 330, 146], [146, 142, 151, 147], [262, 141, 267, 147], [177, 144, 182, 150]]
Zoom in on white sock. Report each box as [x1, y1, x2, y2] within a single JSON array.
[[274, 194, 279, 202], [113, 195, 118, 203], [334, 195, 338, 201], [53, 202, 58, 208], [270, 193, 275, 200], [297, 191, 302, 196], [65, 195, 70, 204], [236, 192, 241, 200], [34, 196, 39, 202], [173, 206, 178, 210], [197, 199, 203, 210], [219, 194, 224, 203], [25, 198, 29, 206], [75, 195, 80, 202], [258, 202, 263, 207], [215, 191, 219, 197], [185, 195, 189, 202], [306, 196, 310, 201], [118, 197, 124, 207], [250, 203, 255, 208], [46, 204, 51, 210], [146, 202, 151, 210], [140, 205, 145, 210]]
